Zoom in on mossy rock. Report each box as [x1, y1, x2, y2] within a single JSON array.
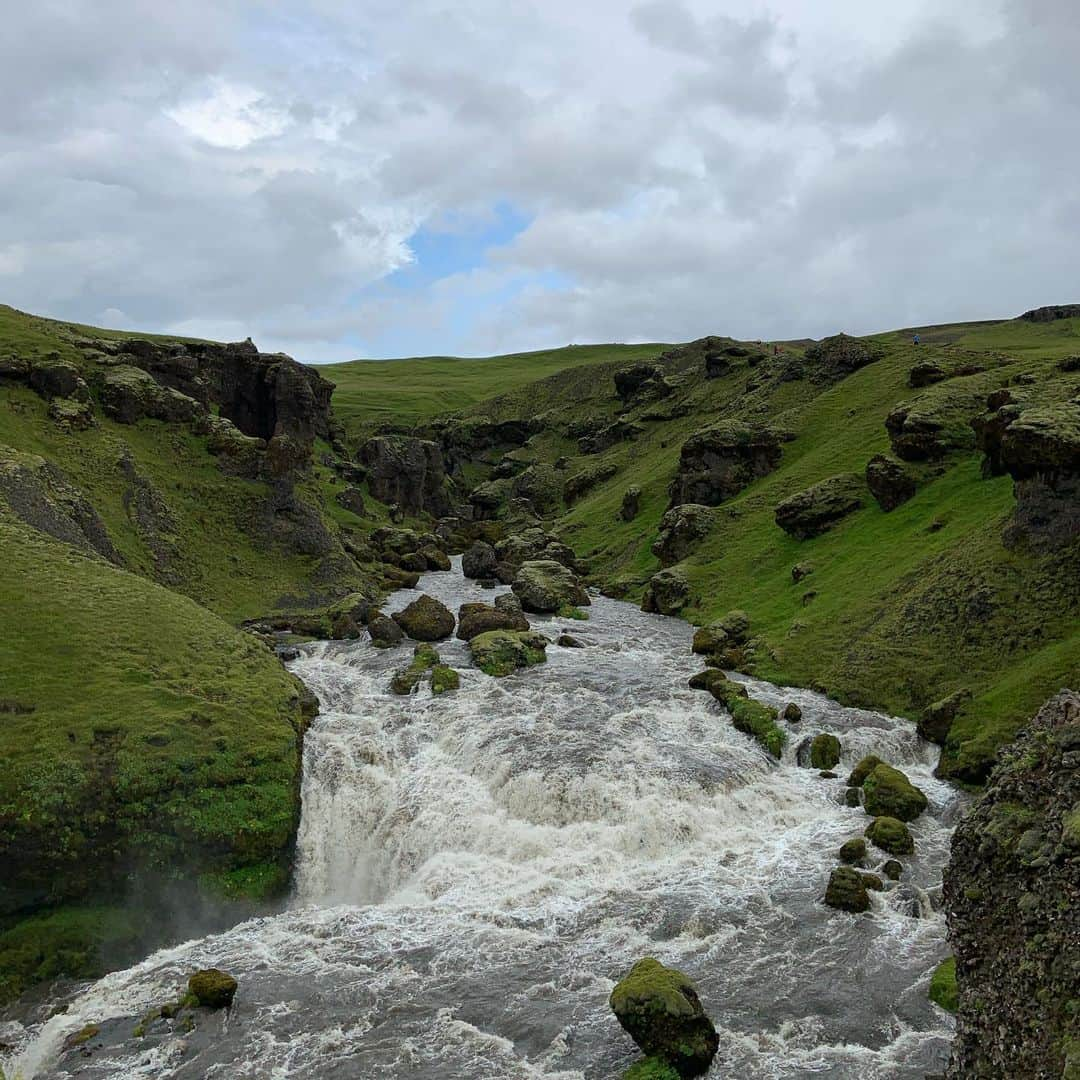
[[624, 1057, 682, 1080], [883, 859, 903, 880], [783, 702, 802, 722], [809, 732, 841, 770], [709, 682, 785, 758], [864, 815, 915, 855], [390, 643, 441, 695], [187, 968, 237, 1009], [392, 594, 455, 641], [691, 623, 728, 656], [838, 837, 867, 866], [469, 630, 548, 677], [368, 612, 404, 648], [688, 669, 728, 693], [859, 871, 884, 891], [847, 754, 884, 787], [844, 786, 862, 808], [774, 473, 865, 539], [430, 664, 460, 694], [862, 763, 928, 822], [609, 957, 719, 1077], [511, 559, 589, 613], [64, 1022, 101, 1049], [824, 865, 870, 913], [928, 956, 958, 1013]]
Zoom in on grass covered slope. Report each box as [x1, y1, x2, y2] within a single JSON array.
[[406, 317, 1079, 782], [323, 343, 667, 436], [0, 514, 309, 1001]]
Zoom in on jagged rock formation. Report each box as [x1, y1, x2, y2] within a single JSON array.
[[668, 421, 783, 507], [359, 435, 451, 517], [1018, 303, 1080, 322], [652, 504, 717, 566], [803, 333, 882, 381], [865, 454, 916, 511], [944, 690, 1080, 1079], [614, 362, 672, 405]]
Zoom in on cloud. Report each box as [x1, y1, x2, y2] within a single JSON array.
[[0, 0, 1078, 360]]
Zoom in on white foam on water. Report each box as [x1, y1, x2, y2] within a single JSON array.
[[2, 559, 963, 1078]]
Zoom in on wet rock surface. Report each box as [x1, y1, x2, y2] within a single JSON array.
[[944, 690, 1080, 1080]]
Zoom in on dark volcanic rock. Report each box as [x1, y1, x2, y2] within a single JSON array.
[[668, 421, 783, 507], [359, 436, 450, 517], [0, 447, 121, 563], [944, 690, 1080, 1080], [334, 486, 366, 517], [774, 474, 864, 538], [620, 486, 641, 521], [885, 401, 976, 461], [510, 463, 563, 515], [511, 559, 589, 613], [28, 358, 90, 402], [456, 603, 529, 641], [803, 334, 882, 381], [564, 462, 617, 504], [578, 419, 642, 456], [651, 504, 717, 567], [392, 594, 455, 641], [96, 365, 202, 425], [609, 957, 719, 1077], [368, 613, 404, 648], [1017, 303, 1080, 322], [909, 361, 948, 388], [462, 541, 498, 579], [614, 363, 672, 405], [824, 866, 871, 912], [918, 688, 972, 745], [641, 568, 690, 615], [865, 454, 916, 512]]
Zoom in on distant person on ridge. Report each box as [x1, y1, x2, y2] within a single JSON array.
[[913, 333, 921, 345]]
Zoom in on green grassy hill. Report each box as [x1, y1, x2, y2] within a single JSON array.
[[322, 343, 668, 437]]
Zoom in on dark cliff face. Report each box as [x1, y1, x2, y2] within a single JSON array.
[[943, 689, 1080, 1079], [116, 337, 336, 444]]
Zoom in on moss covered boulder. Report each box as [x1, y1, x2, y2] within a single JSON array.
[[824, 866, 871, 913], [918, 688, 971, 745], [865, 815, 915, 855], [456, 602, 529, 641], [188, 968, 237, 1009], [709, 681, 786, 758], [688, 669, 729, 693], [430, 665, 460, 694], [392, 594, 455, 641], [863, 763, 928, 822], [624, 1057, 681, 1080], [651, 503, 717, 567], [774, 473, 865, 539], [367, 612, 404, 648], [640, 568, 690, 616], [846, 754, 884, 787], [838, 837, 867, 866], [469, 630, 548, 677], [809, 732, 842, 770], [609, 957, 718, 1078], [511, 559, 589, 613], [390, 643, 441, 695]]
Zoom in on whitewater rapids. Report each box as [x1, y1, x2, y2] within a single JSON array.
[[0, 558, 962, 1078]]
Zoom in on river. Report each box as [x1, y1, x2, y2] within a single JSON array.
[[1, 558, 962, 1078]]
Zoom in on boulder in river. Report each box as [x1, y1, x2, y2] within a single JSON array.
[[838, 838, 867, 866], [862, 763, 928, 822], [511, 559, 589, 613], [557, 634, 584, 648], [456, 602, 529, 641], [390, 643, 441, 694], [462, 540, 498, 580], [469, 630, 548, 677], [688, 669, 728, 693], [864, 815, 915, 855], [883, 859, 903, 881], [187, 969, 237, 1010], [846, 754, 884, 787], [783, 702, 802, 722], [824, 866, 871, 913], [430, 664, 460, 694], [609, 957, 719, 1077], [810, 733, 842, 770], [367, 613, 404, 648], [392, 595, 455, 641]]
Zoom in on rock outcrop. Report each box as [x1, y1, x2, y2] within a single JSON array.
[[469, 629, 548, 677], [1017, 303, 1080, 322], [641, 568, 690, 616], [564, 462, 617, 504], [359, 436, 451, 517], [391, 595, 455, 641], [614, 363, 672, 405], [803, 333, 882, 381], [668, 421, 783, 507], [943, 690, 1080, 1079], [865, 454, 916, 512], [609, 957, 719, 1077], [774, 474, 864, 539], [511, 559, 590, 613], [651, 504, 716, 567], [620, 486, 641, 521]]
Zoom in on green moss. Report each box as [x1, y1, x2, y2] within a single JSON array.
[[623, 1057, 681, 1080], [864, 815, 915, 855], [710, 683, 786, 758], [430, 664, 460, 694], [469, 630, 548, 677], [929, 956, 959, 1013], [810, 733, 841, 770], [862, 763, 929, 822], [557, 604, 589, 620], [187, 967, 237, 1009], [847, 754, 884, 787]]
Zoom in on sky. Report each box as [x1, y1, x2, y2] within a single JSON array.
[[1, 0, 1077, 362]]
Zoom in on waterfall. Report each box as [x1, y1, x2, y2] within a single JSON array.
[[0, 559, 961, 1079]]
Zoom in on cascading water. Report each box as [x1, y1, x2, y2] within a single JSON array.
[[1, 559, 962, 1078]]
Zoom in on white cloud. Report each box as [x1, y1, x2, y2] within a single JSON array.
[[168, 79, 289, 149]]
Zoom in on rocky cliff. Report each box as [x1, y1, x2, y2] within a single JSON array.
[[943, 689, 1080, 1078]]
